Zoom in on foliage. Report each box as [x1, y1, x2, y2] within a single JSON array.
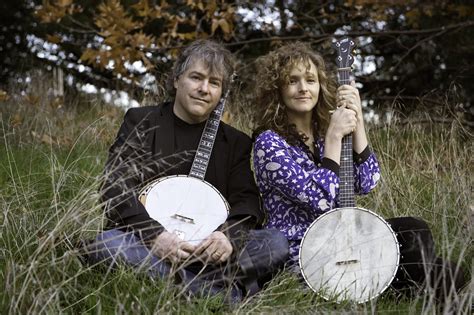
[[32, 0, 236, 90], [1, 1, 473, 122]]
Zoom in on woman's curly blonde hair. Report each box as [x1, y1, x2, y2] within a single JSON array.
[[252, 41, 337, 144]]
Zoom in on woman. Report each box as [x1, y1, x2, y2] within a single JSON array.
[[251, 41, 466, 301], [252, 41, 380, 266]]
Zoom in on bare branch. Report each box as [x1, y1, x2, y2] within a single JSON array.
[[257, 20, 473, 46], [141, 20, 474, 53], [65, 15, 98, 33]]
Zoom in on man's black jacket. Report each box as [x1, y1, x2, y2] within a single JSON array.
[[100, 102, 264, 245]]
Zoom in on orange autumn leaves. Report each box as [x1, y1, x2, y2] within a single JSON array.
[[35, 0, 236, 81]]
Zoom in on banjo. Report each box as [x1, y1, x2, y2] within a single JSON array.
[[138, 78, 235, 246], [299, 38, 400, 303]]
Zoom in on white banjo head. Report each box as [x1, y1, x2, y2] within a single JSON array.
[[299, 207, 400, 303], [139, 175, 229, 246]]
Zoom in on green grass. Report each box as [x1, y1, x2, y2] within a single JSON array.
[[1, 94, 472, 314]]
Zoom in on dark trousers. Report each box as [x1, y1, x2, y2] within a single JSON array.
[[83, 228, 288, 302], [387, 217, 467, 301]]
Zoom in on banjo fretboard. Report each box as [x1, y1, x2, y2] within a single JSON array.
[[189, 76, 234, 180]]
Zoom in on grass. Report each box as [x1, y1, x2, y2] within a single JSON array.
[[0, 92, 472, 314]]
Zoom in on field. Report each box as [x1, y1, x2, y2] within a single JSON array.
[[1, 93, 472, 314]]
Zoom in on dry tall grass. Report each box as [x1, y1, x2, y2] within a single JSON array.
[[1, 89, 472, 314]]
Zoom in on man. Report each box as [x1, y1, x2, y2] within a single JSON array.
[[85, 40, 288, 301]]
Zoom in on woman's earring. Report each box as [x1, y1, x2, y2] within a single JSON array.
[[273, 103, 283, 126]]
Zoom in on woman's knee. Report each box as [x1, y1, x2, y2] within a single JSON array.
[[387, 216, 431, 233]]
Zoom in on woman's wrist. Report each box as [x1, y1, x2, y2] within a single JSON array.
[[325, 126, 343, 143], [324, 130, 342, 164]]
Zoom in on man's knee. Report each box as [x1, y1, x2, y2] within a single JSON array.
[[84, 229, 137, 265], [92, 229, 133, 252], [247, 228, 289, 268], [95, 229, 128, 245]]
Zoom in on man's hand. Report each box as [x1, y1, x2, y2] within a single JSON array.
[[151, 231, 196, 263], [195, 231, 233, 264]]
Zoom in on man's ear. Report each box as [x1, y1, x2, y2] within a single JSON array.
[[173, 78, 178, 89]]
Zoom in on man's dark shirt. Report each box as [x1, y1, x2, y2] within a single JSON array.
[[170, 111, 205, 175]]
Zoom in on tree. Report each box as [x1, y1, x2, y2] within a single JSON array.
[[2, 0, 473, 123], [0, 1, 39, 83], [31, 0, 236, 95]]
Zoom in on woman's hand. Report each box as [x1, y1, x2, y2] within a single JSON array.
[[324, 81, 368, 162], [327, 106, 357, 140], [336, 81, 362, 126], [332, 81, 368, 154]]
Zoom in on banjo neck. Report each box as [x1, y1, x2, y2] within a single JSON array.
[[189, 98, 225, 180], [334, 38, 356, 208], [189, 74, 235, 180], [338, 67, 355, 208]]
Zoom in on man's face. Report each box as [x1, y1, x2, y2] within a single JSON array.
[[173, 59, 223, 124]]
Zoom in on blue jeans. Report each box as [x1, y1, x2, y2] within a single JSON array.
[[84, 228, 288, 302]]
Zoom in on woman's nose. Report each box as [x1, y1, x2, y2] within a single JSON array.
[[298, 81, 308, 92]]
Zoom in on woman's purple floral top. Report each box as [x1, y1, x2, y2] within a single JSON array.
[[253, 130, 381, 264]]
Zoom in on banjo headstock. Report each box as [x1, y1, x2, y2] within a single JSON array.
[[333, 37, 356, 70]]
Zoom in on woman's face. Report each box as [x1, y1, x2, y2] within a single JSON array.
[[280, 59, 320, 116]]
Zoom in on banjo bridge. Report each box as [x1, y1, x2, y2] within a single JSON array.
[[335, 259, 359, 266], [171, 214, 195, 224]]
